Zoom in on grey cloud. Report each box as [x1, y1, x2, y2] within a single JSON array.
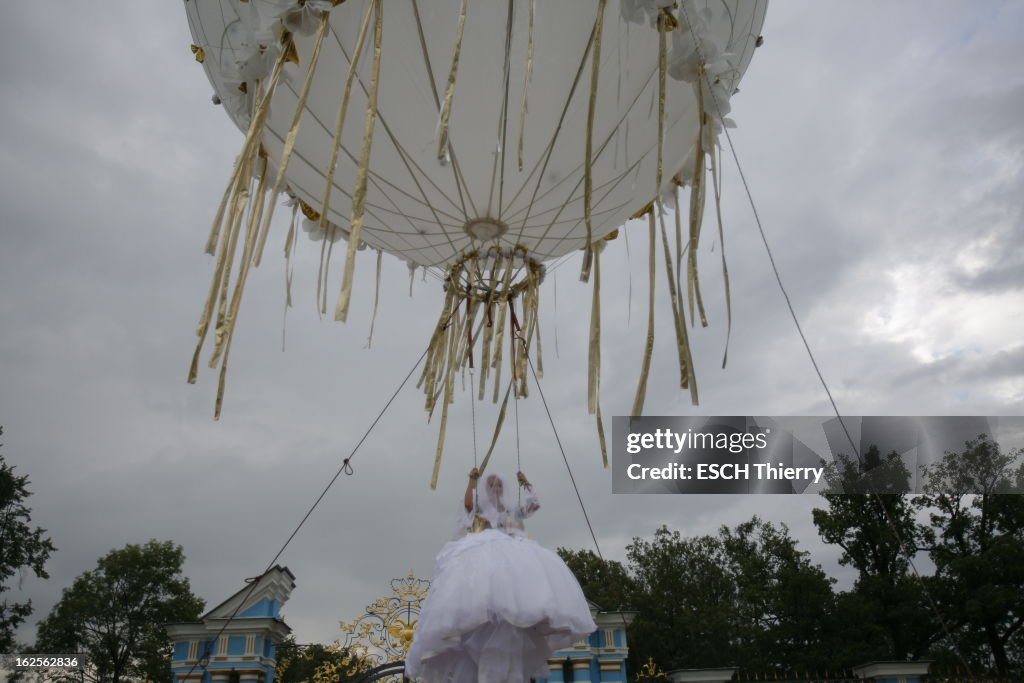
[[2, 0, 1023, 647]]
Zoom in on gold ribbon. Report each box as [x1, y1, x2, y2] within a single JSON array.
[[317, 223, 337, 316], [427, 278, 456, 403], [431, 296, 463, 489], [282, 201, 299, 351], [580, 0, 606, 284], [212, 155, 268, 367], [437, 0, 467, 162], [590, 243, 608, 464], [365, 250, 383, 348], [658, 202, 694, 395], [490, 259, 513, 403], [657, 7, 678, 32], [516, 0, 535, 172], [532, 282, 544, 379], [254, 13, 332, 268], [205, 40, 290, 255], [711, 145, 732, 368], [631, 211, 656, 416], [477, 298, 494, 400], [284, 201, 299, 310], [335, 0, 384, 323], [479, 379, 514, 476], [190, 154, 250, 385], [318, 0, 374, 252], [210, 155, 255, 367], [673, 193, 684, 317], [421, 287, 455, 411], [587, 242, 602, 415], [213, 154, 270, 418], [419, 250, 548, 487], [431, 378, 452, 490], [315, 1, 374, 315], [687, 67, 709, 327], [656, 18, 667, 203]]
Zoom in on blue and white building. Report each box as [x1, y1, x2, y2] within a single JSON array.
[[538, 602, 636, 683], [167, 566, 295, 683], [166, 569, 633, 683]]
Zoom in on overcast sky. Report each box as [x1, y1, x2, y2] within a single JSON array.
[[1, 1, 1023, 648]]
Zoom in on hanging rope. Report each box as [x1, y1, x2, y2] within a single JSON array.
[[479, 378, 514, 476], [470, 368, 479, 469], [523, 344, 633, 633], [524, 354, 599, 554], [174, 337, 434, 683], [514, 368, 522, 507], [674, 1, 971, 671], [470, 367, 479, 509]]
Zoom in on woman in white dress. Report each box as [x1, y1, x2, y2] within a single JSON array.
[[405, 468, 597, 683]]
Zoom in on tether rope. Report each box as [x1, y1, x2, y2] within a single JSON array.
[[179, 331, 436, 683], [522, 345, 634, 634], [470, 368, 479, 468], [470, 367, 480, 509], [675, 1, 971, 671], [515, 383, 522, 506], [522, 347, 602, 561]]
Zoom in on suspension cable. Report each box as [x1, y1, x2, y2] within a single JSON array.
[[178, 335, 434, 683], [515, 385, 522, 506], [470, 369, 479, 468], [674, 1, 970, 670], [523, 349, 634, 637]]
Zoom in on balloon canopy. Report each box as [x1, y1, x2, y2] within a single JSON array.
[[186, 0, 765, 268], [183, 0, 768, 483]]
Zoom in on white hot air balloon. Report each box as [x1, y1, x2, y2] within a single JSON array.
[[183, 0, 768, 484]]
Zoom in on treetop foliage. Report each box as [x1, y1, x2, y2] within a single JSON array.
[[1, 425, 57, 653]]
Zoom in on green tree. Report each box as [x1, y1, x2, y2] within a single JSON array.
[[626, 527, 734, 670], [917, 434, 1024, 675], [0, 426, 57, 652], [556, 548, 635, 612], [275, 637, 366, 683], [36, 540, 205, 683], [813, 446, 936, 661], [617, 521, 839, 672], [719, 517, 837, 671]]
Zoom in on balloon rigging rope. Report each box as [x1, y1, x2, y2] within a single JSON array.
[[524, 346, 632, 632], [470, 369, 479, 469], [272, 71, 464, 271], [509, 18, 598, 248], [500, 23, 658, 249], [257, 118, 459, 264], [486, 0, 516, 219], [504, 96, 653, 264], [268, 62, 467, 264], [176, 331, 438, 683], [327, 22, 472, 256], [674, 1, 972, 671], [514, 380, 522, 506], [525, 352, 599, 552], [409, 0, 475, 218], [268, 18, 642, 269]]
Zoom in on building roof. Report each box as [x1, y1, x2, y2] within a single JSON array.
[[201, 565, 296, 621]]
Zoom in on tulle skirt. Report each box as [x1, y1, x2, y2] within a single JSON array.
[[405, 530, 597, 683]]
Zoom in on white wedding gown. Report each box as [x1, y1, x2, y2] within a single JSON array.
[[405, 474, 597, 683]]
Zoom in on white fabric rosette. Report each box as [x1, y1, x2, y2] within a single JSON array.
[[620, 0, 677, 28]]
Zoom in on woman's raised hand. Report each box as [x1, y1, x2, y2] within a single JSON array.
[[469, 467, 480, 481]]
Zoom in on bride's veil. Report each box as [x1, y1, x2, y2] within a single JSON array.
[[476, 473, 508, 529]]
